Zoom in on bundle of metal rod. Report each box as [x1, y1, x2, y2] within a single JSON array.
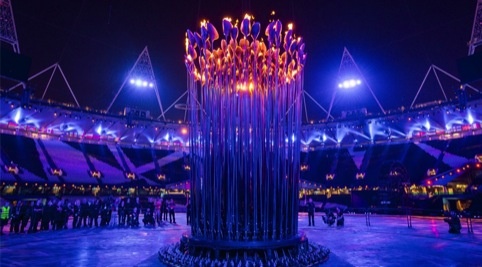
[[184, 15, 306, 245]]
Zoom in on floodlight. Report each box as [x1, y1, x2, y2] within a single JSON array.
[[130, 77, 155, 88], [468, 113, 474, 124], [14, 108, 21, 123], [424, 120, 431, 131], [338, 79, 361, 89]]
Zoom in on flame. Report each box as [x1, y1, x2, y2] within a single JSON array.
[[186, 16, 305, 90]]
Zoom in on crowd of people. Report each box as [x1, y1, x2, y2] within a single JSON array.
[[0, 196, 184, 235]]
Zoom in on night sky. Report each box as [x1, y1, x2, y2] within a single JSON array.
[[7, 0, 477, 121]]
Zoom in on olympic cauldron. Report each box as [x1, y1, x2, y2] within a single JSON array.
[[159, 15, 329, 266]]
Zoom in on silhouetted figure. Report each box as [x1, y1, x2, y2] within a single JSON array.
[[307, 198, 315, 226], [100, 200, 112, 227], [134, 197, 141, 226], [143, 206, 155, 227], [322, 209, 336, 227], [72, 200, 81, 228], [154, 198, 162, 226], [10, 200, 23, 233], [161, 197, 168, 221], [444, 211, 461, 234], [20, 201, 31, 233], [168, 198, 176, 223], [335, 207, 344, 227], [29, 200, 43, 233], [80, 199, 89, 227], [186, 201, 191, 225]]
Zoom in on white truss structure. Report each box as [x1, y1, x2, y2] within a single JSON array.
[[468, 0, 482, 56], [326, 47, 385, 120], [106, 46, 165, 120], [7, 63, 80, 107], [0, 0, 20, 53], [410, 64, 480, 109]]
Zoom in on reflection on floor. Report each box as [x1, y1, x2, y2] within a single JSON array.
[[1, 213, 481, 267]]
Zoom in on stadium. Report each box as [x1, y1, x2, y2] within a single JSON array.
[[1, 4, 481, 216], [1, 1, 482, 266]]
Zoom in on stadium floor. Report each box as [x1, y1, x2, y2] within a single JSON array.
[[1, 213, 481, 266]]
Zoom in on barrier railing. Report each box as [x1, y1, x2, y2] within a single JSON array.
[[315, 206, 480, 234]]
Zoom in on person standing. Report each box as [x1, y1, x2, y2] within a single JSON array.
[[154, 197, 162, 226], [87, 200, 95, 227], [125, 198, 133, 227], [186, 199, 191, 225], [29, 200, 43, 233], [92, 199, 101, 227], [10, 200, 23, 233], [168, 198, 176, 224], [80, 199, 89, 227], [307, 198, 315, 227], [335, 207, 344, 227], [41, 200, 53, 231], [53, 200, 64, 230], [161, 197, 169, 222], [72, 200, 81, 228], [100, 199, 110, 227], [134, 197, 141, 226], [1, 201, 11, 235], [118, 199, 126, 226], [20, 201, 31, 233]]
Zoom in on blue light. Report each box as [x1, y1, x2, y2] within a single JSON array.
[[468, 113, 474, 124], [13, 108, 22, 124], [96, 125, 102, 135], [425, 120, 431, 131]]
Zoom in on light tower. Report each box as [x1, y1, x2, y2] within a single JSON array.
[[468, 0, 482, 56], [159, 15, 329, 266], [326, 47, 385, 120], [457, 0, 482, 108], [0, 0, 20, 53], [107, 46, 165, 120]]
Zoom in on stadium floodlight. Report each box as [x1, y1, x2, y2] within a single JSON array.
[[467, 112, 474, 124], [338, 79, 361, 89], [129, 77, 154, 88]]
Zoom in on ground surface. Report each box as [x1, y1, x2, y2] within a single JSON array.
[[1, 213, 481, 266]]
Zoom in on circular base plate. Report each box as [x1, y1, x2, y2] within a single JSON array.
[[159, 233, 330, 266]]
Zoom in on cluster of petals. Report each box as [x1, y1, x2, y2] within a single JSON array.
[[185, 14, 306, 92]]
